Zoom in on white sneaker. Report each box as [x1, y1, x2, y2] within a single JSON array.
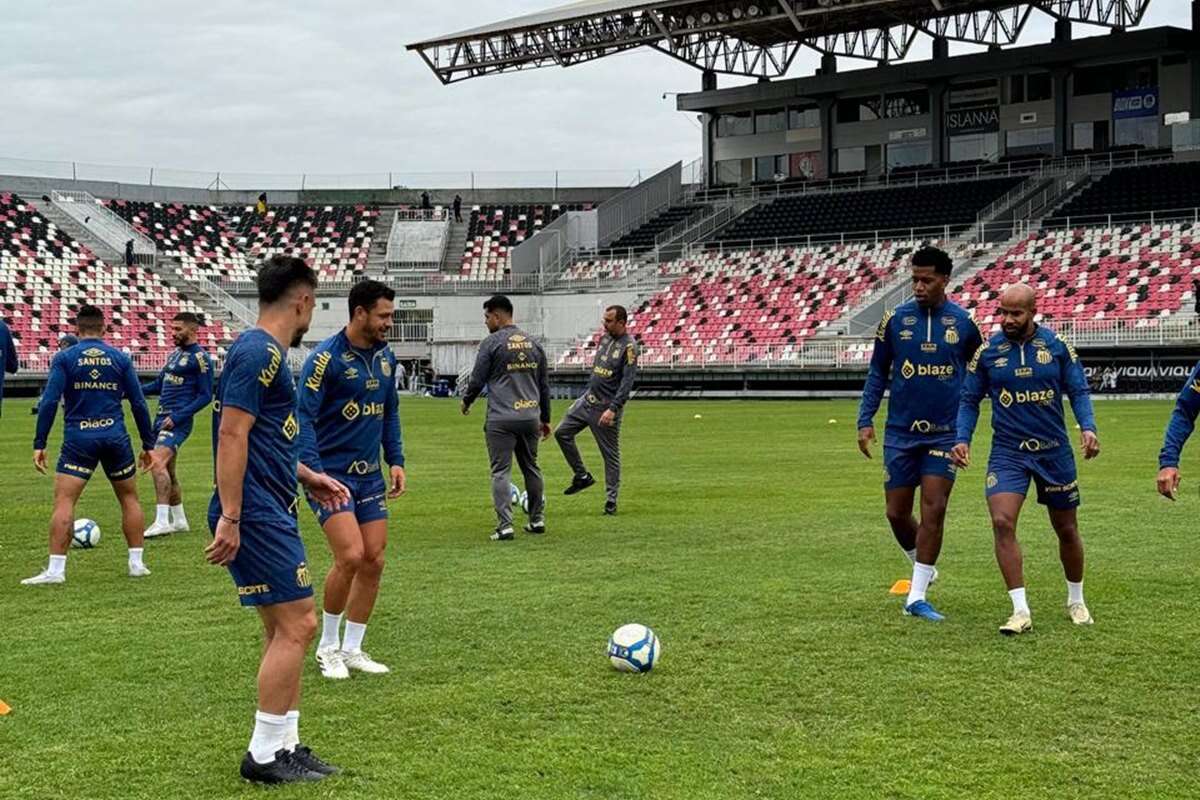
[[21, 570, 65, 585], [1068, 602, 1094, 626], [315, 646, 350, 680], [144, 520, 173, 538], [128, 563, 152, 578], [341, 650, 390, 674], [171, 517, 190, 533]]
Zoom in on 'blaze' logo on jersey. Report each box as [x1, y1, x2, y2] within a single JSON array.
[[1036, 348, 1053, 365], [282, 412, 299, 441], [305, 351, 331, 391], [295, 562, 312, 589], [259, 345, 282, 387], [342, 399, 361, 421], [999, 387, 1056, 407], [901, 360, 954, 380]]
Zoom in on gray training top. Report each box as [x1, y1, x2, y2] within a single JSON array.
[[585, 333, 639, 412], [462, 325, 551, 424]]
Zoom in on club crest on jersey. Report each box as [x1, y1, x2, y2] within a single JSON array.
[[944, 328, 959, 345], [987, 472, 999, 489], [380, 360, 392, 377], [295, 562, 312, 589], [1036, 349, 1053, 365], [179, 354, 189, 366]]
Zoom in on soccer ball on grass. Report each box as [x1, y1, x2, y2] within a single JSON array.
[[607, 623, 660, 673], [72, 519, 101, 549]]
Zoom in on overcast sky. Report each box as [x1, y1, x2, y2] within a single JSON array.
[[0, 1, 1188, 182]]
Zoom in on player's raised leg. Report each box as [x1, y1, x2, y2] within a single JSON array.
[[1049, 507, 1091, 625], [555, 399, 595, 495], [340, 518, 389, 673], [22, 472, 87, 585], [988, 492, 1032, 635]]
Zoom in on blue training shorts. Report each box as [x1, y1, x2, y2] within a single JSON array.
[[307, 471, 389, 527], [985, 448, 1080, 509], [207, 511, 314, 607], [153, 412, 193, 453], [57, 435, 136, 481], [883, 442, 958, 490]]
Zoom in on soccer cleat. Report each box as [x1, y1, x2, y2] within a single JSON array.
[[490, 526, 514, 541], [315, 646, 350, 680], [239, 750, 325, 784], [171, 519, 190, 533], [20, 570, 65, 586], [143, 521, 173, 538], [999, 610, 1033, 636], [524, 520, 546, 535], [341, 650, 390, 674], [603, 500, 617, 516], [128, 563, 152, 578], [1068, 602, 1094, 626], [563, 473, 596, 495], [903, 599, 945, 622], [290, 745, 340, 776]]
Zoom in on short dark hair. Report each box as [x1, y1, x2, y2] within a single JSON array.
[[483, 295, 513, 315], [256, 255, 318, 305], [912, 246, 953, 276], [348, 280, 395, 319], [606, 305, 628, 323], [173, 311, 202, 326], [76, 304, 105, 333]]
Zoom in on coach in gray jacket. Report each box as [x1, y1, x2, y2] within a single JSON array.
[[461, 295, 551, 541], [556, 304, 638, 515]]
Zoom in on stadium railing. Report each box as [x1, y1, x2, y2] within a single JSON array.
[[49, 189, 157, 262]]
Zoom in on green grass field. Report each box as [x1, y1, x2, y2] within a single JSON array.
[[0, 397, 1196, 799]]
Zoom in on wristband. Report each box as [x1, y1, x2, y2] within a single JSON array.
[[220, 514, 240, 526]]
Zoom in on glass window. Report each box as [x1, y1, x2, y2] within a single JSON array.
[[836, 147, 866, 173], [948, 133, 999, 163], [837, 97, 880, 123], [754, 155, 788, 181], [883, 90, 929, 118], [755, 108, 786, 133], [1115, 116, 1160, 148], [1072, 122, 1095, 151], [715, 160, 742, 185], [1009, 76, 1025, 104], [1074, 60, 1157, 96], [716, 112, 753, 137], [789, 105, 820, 129], [886, 140, 932, 170], [1006, 127, 1054, 153], [1027, 73, 1052, 102]]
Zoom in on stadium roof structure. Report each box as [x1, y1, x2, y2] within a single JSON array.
[[408, 0, 1156, 84]]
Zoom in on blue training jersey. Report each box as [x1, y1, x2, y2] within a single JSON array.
[[34, 338, 154, 450], [0, 319, 17, 410], [141, 342, 213, 426], [296, 330, 404, 475], [208, 328, 300, 524], [857, 298, 983, 447], [957, 325, 1096, 453], [1159, 361, 1200, 468]]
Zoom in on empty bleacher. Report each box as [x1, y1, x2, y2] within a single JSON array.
[[224, 204, 378, 283], [605, 204, 706, 254], [1053, 162, 1200, 220], [459, 203, 589, 280], [106, 200, 253, 283]]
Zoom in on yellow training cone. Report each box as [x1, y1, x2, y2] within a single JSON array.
[[889, 580, 911, 595]]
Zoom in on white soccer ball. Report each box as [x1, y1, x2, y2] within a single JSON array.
[[520, 490, 529, 513], [509, 482, 521, 506], [607, 623, 660, 673], [72, 519, 101, 549]]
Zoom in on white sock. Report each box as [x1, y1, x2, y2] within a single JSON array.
[[903, 547, 917, 563], [1067, 580, 1085, 606], [170, 504, 187, 527], [1008, 587, 1030, 615], [249, 710, 288, 764], [47, 554, 67, 577], [154, 504, 170, 526], [906, 562, 936, 605], [319, 611, 342, 651], [128, 548, 144, 569], [283, 710, 300, 752], [343, 620, 367, 653]]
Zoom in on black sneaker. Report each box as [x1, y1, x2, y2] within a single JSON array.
[[240, 749, 325, 784], [524, 520, 546, 535], [564, 473, 596, 495], [291, 745, 340, 776], [604, 501, 617, 516], [490, 526, 515, 541]]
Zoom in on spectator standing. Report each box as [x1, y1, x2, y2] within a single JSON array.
[[453, 194, 463, 223]]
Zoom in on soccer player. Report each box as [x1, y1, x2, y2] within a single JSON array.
[[207, 255, 350, 784], [461, 295, 551, 541], [141, 312, 213, 538], [857, 247, 982, 621], [555, 305, 638, 515], [0, 315, 17, 416], [298, 280, 406, 680], [1156, 361, 1200, 499], [953, 283, 1100, 635], [23, 305, 155, 585]]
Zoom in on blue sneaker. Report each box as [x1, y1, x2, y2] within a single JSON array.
[[903, 599, 945, 622]]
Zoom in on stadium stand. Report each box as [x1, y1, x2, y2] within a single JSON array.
[[105, 200, 253, 283], [1053, 162, 1200, 220], [458, 203, 589, 280], [559, 240, 927, 366], [1, 193, 233, 364], [713, 176, 1023, 244], [557, 257, 632, 283], [224, 204, 378, 282], [605, 204, 707, 254]]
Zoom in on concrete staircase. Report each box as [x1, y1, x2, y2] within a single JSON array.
[[441, 219, 470, 272], [34, 199, 125, 265], [365, 206, 399, 277]]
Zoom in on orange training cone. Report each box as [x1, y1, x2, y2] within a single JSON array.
[[889, 580, 911, 595], [0, 699, 11, 716]]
